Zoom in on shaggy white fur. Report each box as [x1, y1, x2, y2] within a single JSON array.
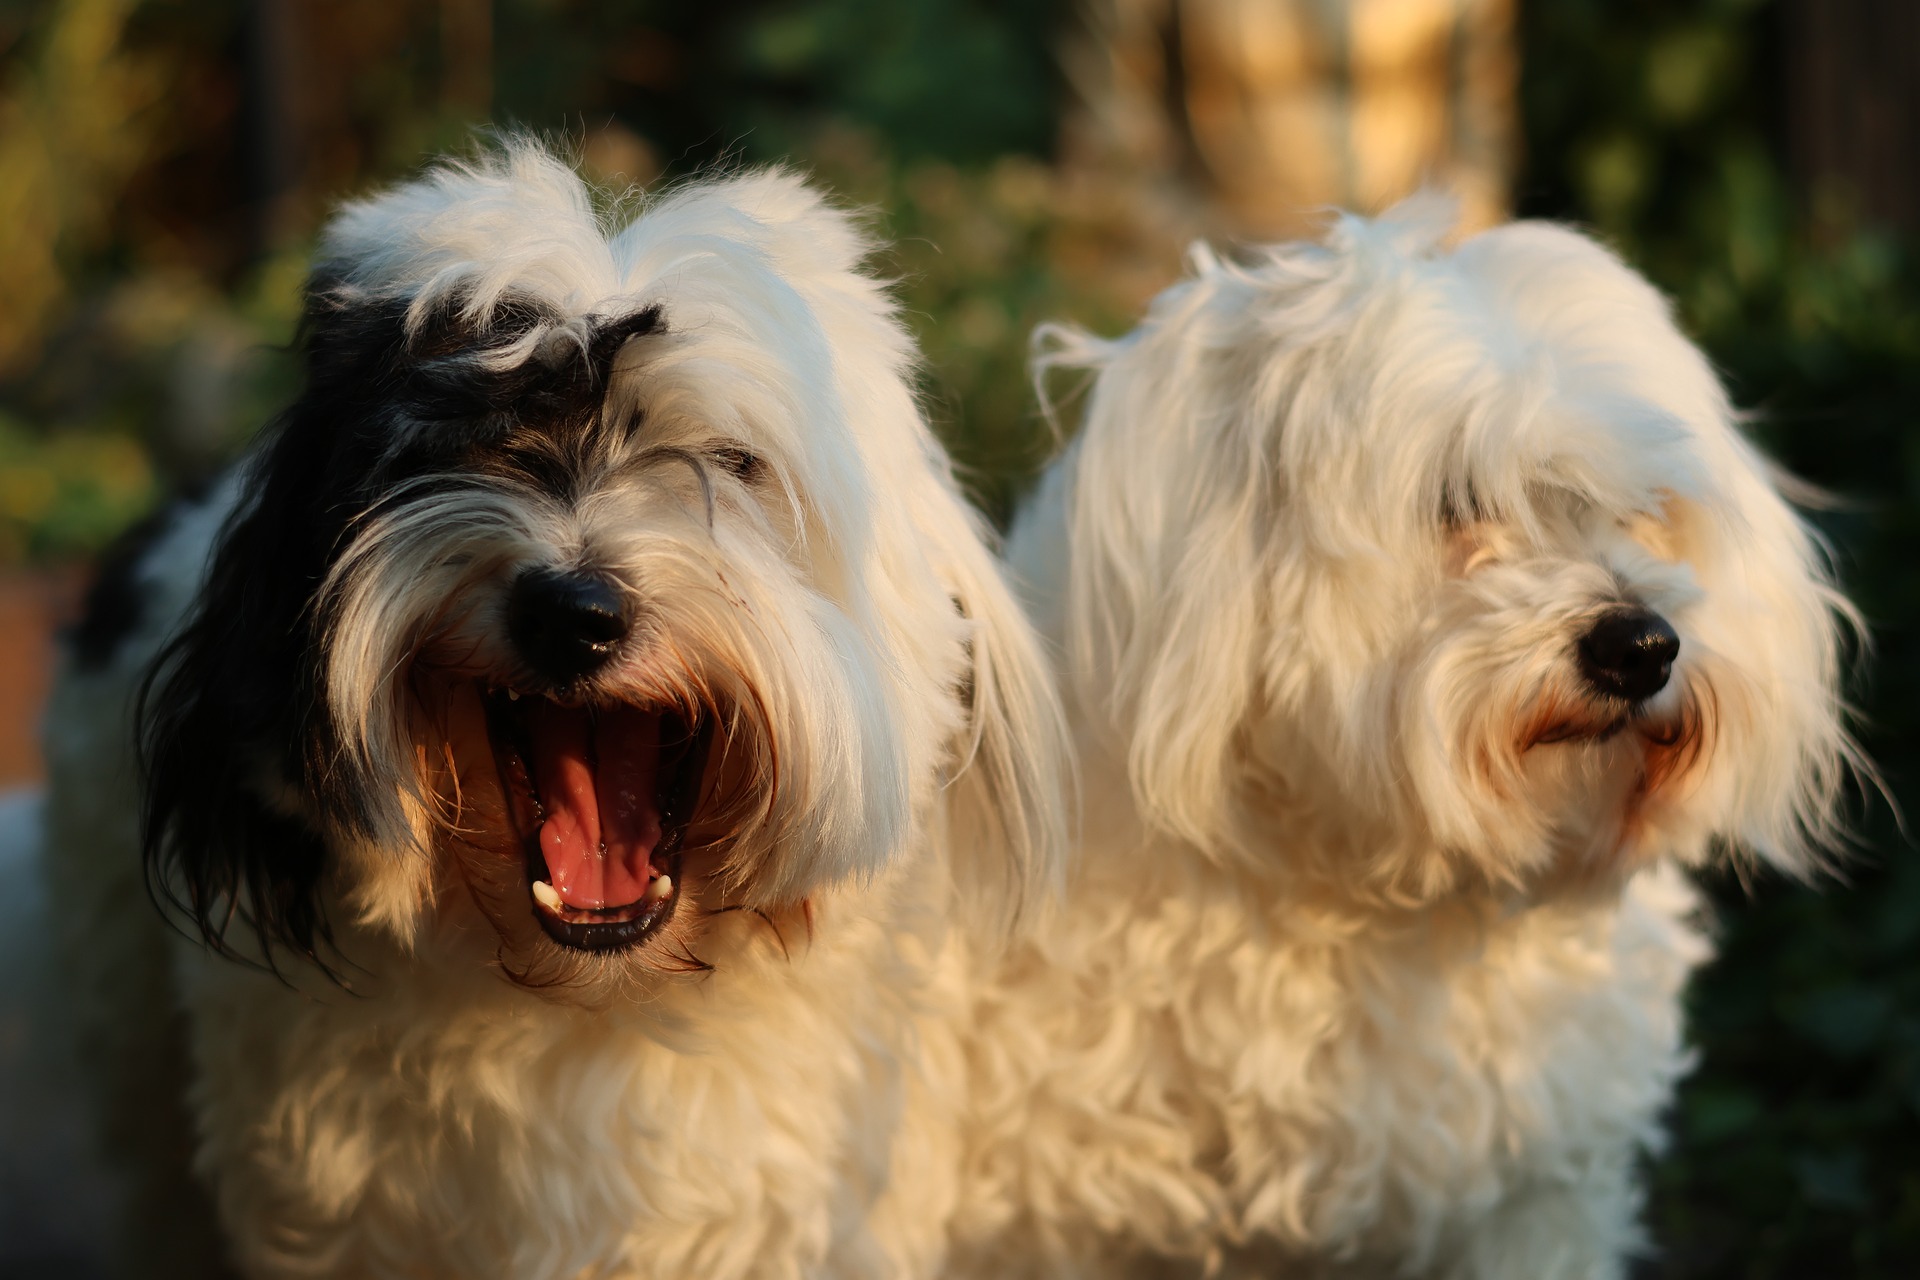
[[44, 144, 1065, 1279], [948, 204, 1859, 1278]]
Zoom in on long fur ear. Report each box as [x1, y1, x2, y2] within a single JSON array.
[[656, 163, 1071, 935], [1036, 291, 1275, 862], [1702, 437, 1872, 877], [138, 430, 352, 971], [939, 513, 1072, 941], [138, 275, 438, 970]]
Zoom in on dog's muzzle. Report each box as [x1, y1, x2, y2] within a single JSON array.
[[473, 565, 718, 953]]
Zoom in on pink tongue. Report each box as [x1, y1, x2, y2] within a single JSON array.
[[527, 703, 666, 910]]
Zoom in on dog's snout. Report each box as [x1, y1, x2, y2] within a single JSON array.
[[1576, 607, 1679, 704], [507, 567, 630, 683]]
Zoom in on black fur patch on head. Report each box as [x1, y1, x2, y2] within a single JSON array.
[[139, 273, 666, 972], [392, 292, 664, 429]]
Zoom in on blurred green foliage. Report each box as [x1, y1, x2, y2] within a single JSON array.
[[1523, 2, 1920, 1275], [1, 0, 1916, 1272], [0, 0, 1104, 536], [801, 136, 1130, 521], [0, 415, 150, 561], [505, 0, 1118, 521], [492, 0, 1058, 163]]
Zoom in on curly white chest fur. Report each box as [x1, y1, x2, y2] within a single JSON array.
[[176, 892, 967, 1280], [953, 774, 1709, 1279]]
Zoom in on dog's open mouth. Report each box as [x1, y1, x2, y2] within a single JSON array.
[[481, 689, 713, 952]]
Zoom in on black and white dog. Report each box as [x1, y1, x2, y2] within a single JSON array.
[[45, 142, 1065, 1279]]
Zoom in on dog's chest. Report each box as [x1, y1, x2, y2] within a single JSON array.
[[966, 857, 1706, 1270], [174, 916, 942, 1280]]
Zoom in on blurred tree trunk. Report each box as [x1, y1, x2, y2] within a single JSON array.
[[243, 0, 302, 255], [1059, 0, 1514, 274], [1784, 0, 1920, 235], [440, 0, 494, 122], [243, 0, 494, 259]]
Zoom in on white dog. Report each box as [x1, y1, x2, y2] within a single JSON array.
[[43, 142, 1065, 1279], [950, 205, 1858, 1278]]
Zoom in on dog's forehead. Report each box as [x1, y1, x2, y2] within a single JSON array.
[[301, 146, 925, 558], [322, 152, 857, 342], [1270, 239, 1723, 524]]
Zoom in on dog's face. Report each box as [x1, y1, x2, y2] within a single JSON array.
[[141, 147, 1063, 988], [1047, 209, 1856, 900]]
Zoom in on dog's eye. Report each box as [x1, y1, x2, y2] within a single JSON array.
[[709, 444, 763, 482]]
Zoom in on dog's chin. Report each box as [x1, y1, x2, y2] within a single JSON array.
[[1520, 694, 1707, 794], [1507, 690, 1713, 889], [416, 671, 752, 967]]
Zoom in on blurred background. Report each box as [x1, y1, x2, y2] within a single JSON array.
[[0, 0, 1914, 1275]]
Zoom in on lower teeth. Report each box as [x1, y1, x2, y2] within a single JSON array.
[[528, 875, 674, 914]]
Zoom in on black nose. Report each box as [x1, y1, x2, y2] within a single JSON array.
[[1577, 607, 1679, 703], [507, 567, 630, 685]]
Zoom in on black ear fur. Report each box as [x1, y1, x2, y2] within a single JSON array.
[[138, 273, 665, 970], [138, 389, 365, 971]]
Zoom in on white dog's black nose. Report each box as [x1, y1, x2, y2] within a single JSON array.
[[1577, 607, 1679, 704], [507, 567, 630, 684]]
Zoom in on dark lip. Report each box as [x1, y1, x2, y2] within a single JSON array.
[[1531, 715, 1631, 747], [1527, 702, 1691, 752], [481, 687, 714, 953]]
